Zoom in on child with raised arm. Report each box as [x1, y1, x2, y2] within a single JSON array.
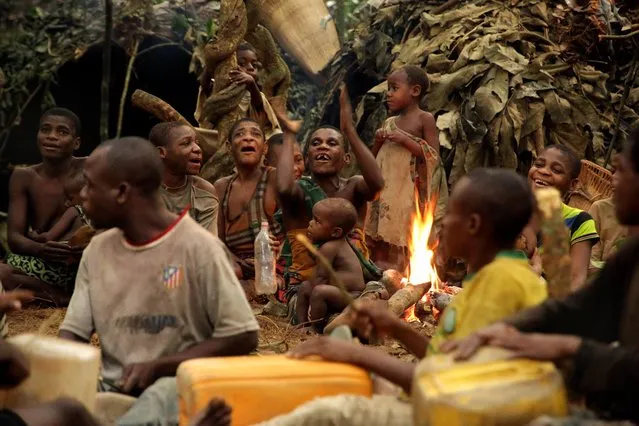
[[288, 169, 546, 416], [366, 65, 448, 271], [295, 198, 365, 331]]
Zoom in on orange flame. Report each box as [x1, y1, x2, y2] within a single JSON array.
[[407, 194, 439, 291], [404, 305, 420, 323]]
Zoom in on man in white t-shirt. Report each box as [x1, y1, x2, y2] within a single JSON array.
[[59, 137, 259, 426]]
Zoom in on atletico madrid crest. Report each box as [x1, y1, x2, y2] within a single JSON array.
[[163, 265, 183, 290]]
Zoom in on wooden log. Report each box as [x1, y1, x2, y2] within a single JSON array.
[[131, 89, 191, 125], [388, 283, 429, 317], [379, 269, 404, 297], [536, 188, 571, 298], [131, 89, 220, 164]]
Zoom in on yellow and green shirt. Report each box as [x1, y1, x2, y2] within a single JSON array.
[[562, 203, 599, 246], [428, 251, 547, 354]]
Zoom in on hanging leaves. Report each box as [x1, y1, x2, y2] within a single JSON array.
[[343, 0, 633, 187]]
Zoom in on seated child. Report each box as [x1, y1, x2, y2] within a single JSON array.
[[290, 168, 547, 396], [295, 198, 366, 331], [366, 65, 448, 272], [528, 145, 599, 290], [28, 176, 88, 243]]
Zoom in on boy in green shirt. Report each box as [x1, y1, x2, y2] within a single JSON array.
[[290, 168, 546, 392]]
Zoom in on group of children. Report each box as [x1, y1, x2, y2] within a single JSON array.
[[1, 33, 637, 426]]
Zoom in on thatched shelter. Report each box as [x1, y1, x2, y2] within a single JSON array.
[[304, 0, 639, 184]]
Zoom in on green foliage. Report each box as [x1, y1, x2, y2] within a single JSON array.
[[0, 0, 100, 135], [325, 0, 363, 41]]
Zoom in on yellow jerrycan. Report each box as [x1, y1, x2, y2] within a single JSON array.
[[0, 334, 100, 412], [177, 355, 372, 426], [413, 348, 568, 425]]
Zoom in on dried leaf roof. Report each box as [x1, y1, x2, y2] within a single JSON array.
[[307, 0, 639, 183]]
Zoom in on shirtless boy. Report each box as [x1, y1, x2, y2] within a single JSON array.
[[367, 65, 448, 271], [277, 85, 384, 287], [2, 108, 85, 305], [215, 118, 280, 280], [149, 122, 219, 235], [295, 198, 365, 330]]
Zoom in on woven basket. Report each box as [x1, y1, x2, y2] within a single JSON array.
[[259, 0, 341, 77], [567, 160, 613, 211]]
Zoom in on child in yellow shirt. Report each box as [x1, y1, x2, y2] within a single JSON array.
[[290, 168, 547, 393]]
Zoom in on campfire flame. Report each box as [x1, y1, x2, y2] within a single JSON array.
[[401, 195, 442, 323], [407, 195, 439, 291]]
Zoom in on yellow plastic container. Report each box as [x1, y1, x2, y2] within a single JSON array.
[[177, 355, 373, 425], [0, 334, 100, 412], [412, 348, 568, 426]]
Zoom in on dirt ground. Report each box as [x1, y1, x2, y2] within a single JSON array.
[[6, 303, 437, 362]]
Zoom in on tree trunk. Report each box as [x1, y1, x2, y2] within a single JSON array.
[[100, 0, 113, 142]]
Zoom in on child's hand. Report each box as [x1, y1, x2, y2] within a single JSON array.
[[339, 83, 355, 132], [384, 130, 411, 147], [229, 69, 255, 87], [350, 299, 403, 340], [288, 336, 361, 365], [268, 233, 282, 259], [28, 230, 47, 243], [0, 290, 34, 314], [374, 129, 386, 146]]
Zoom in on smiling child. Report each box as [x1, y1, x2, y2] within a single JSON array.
[[528, 145, 599, 290]]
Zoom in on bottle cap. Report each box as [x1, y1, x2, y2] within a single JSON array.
[[261, 221, 269, 231]]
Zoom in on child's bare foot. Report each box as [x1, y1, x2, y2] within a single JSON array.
[[190, 398, 232, 426]]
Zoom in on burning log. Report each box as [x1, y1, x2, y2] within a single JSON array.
[[388, 283, 429, 317]]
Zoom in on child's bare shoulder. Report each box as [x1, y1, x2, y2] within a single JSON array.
[[419, 110, 436, 124], [320, 239, 343, 253]]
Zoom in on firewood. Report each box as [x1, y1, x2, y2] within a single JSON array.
[[379, 269, 404, 297], [387, 283, 429, 317], [536, 188, 571, 298], [431, 291, 453, 311]]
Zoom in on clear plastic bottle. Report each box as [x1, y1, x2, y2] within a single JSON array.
[[254, 221, 276, 295]]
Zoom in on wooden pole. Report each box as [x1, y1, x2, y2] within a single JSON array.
[[100, 0, 113, 142]]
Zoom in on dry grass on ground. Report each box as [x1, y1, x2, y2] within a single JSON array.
[[6, 304, 437, 362]]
